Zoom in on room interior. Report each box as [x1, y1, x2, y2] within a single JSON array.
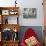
[[0, 0, 45, 46]]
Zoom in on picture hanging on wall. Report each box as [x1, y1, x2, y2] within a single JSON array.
[[23, 8, 37, 18]]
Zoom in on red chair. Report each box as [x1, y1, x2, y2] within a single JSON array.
[[21, 28, 41, 46]]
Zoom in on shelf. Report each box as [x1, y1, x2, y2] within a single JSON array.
[[0, 7, 19, 24], [0, 7, 19, 16], [0, 7, 19, 10], [1, 14, 19, 16], [2, 40, 19, 46], [1, 15, 18, 24], [0, 24, 19, 32], [0, 7, 19, 46], [2, 40, 19, 43]]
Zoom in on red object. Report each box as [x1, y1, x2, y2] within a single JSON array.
[[21, 28, 41, 46]]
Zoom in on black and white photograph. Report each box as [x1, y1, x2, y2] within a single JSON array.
[[23, 8, 37, 18]]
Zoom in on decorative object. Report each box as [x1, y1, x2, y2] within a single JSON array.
[[14, 28, 17, 32], [2, 10, 9, 15], [13, 32, 18, 41], [21, 28, 41, 46], [23, 8, 37, 18], [2, 28, 18, 41], [9, 10, 18, 15], [5, 18, 8, 24], [25, 36, 38, 46], [15, 0, 17, 7], [1, 28, 13, 41], [2, 16, 8, 24]]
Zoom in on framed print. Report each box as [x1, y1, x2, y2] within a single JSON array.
[[2, 10, 9, 15], [23, 8, 37, 18]]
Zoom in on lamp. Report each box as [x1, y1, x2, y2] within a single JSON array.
[[15, 0, 17, 7]]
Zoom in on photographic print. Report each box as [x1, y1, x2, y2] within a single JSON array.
[[2, 10, 9, 15], [23, 8, 37, 18]]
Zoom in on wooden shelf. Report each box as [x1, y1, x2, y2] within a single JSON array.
[[0, 7, 19, 46], [0, 7, 19, 10], [2, 40, 19, 42], [0, 24, 19, 32], [1, 40, 19, 46]]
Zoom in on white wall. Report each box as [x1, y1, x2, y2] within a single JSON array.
[[0, 0, 44, 26], [0, 0, 15, 7], [18, 0, 44, 26]]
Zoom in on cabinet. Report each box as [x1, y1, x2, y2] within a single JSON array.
[[0, 7, 19, 46]]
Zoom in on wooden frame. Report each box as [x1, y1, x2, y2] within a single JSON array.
[[0, 7, 19, 46], [23, 8, 37, 18], [2, 10, 9, 15]]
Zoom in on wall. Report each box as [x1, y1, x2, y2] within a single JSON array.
[[18, 0, 44, 26], [0, 0, 44, 26], [0, 0, 44, 44]]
